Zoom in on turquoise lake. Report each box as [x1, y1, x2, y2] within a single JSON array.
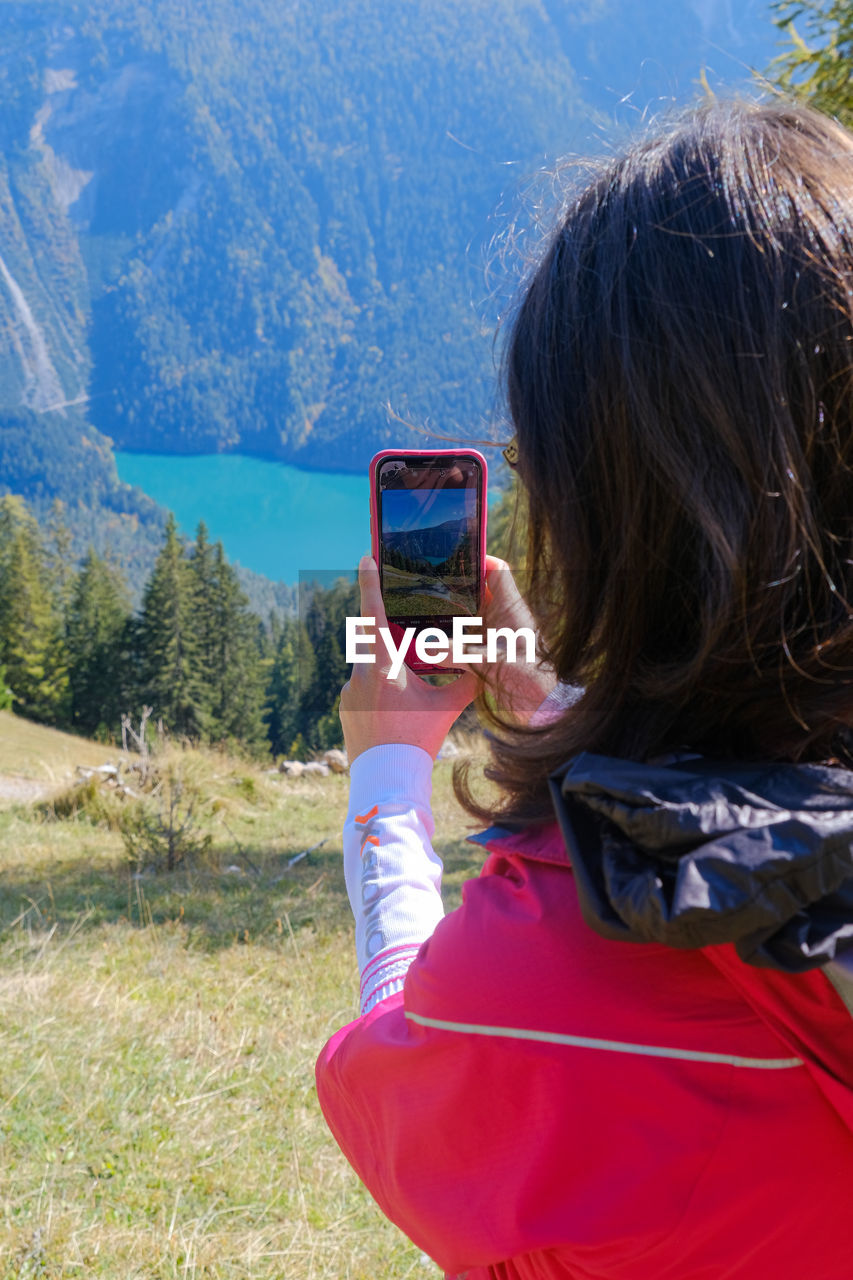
[[115, 452, 369, 584]]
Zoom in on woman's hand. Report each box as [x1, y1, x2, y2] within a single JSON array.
[[479, 555, 557, 724], [339, 554, 557, 762], [339, 557, 478, 763]]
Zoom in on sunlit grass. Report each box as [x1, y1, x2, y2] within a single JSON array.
[[0, 732, 491, 1278], [0, 710, 115, 781]]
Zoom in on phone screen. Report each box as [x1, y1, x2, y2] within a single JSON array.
[[376, 455, 483, 630]]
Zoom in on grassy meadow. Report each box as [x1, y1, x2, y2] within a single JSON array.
[[0, 712, 123, 781], [0, 715, 489, 1278]]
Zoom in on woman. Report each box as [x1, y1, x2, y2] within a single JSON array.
[[316, 99, 853, 1279]]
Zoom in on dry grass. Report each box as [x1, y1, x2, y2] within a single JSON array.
[[0, 924, 424, 1278], [0, 711, 117, 784], [0, 728, 493, 1278]]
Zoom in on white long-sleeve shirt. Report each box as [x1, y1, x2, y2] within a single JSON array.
[[343, 744, 441, 1014], [342, 682, 584, 1013]]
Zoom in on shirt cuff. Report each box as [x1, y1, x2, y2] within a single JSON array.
[[348, 743, 434, 806]]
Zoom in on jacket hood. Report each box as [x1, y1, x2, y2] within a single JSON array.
[[548, 752, 853, 973], [547, 753, 853, 1135]]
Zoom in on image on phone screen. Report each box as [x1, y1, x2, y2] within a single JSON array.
[[377, 457, 482, 628]]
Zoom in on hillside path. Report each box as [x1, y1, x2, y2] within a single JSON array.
[[0, 775, 54, 804]]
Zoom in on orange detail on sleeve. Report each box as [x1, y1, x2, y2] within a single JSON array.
[[355, 804, 379, 825]]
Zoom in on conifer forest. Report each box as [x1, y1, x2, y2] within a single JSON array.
[[0, 493, 356, 756]]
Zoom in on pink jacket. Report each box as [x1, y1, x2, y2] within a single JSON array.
[[317, 819, 853, 1279]]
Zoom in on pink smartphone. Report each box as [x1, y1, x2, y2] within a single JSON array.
[[369, 449, 488, 673]]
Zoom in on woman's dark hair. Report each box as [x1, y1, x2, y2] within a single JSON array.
[[458, 98, 853, 826]]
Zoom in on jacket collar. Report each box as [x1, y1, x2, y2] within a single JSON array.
[[548, 751, 853, 973], [467, 822, 568, 866]]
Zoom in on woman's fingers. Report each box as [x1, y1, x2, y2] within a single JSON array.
[[358, 554, 387, 628], [483, 555, 535, 633]]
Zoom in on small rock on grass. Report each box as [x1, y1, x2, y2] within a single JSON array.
[[323, 748, 349, 773]]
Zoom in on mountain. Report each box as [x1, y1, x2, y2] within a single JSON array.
[[384, 518, 471, 564], [0, 0, 782, 580], [1, 0, 596, 469]]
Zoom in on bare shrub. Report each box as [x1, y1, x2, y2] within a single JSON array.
[[120, 763, 213, 872]]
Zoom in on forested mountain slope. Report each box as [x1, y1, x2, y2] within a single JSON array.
[[0, 0, 778, 496]]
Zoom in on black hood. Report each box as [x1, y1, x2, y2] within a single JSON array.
[[549, 753, 853, 973]]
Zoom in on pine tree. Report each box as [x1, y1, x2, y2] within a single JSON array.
[[0, 496, 69, 724], [303, 623, 346, 746], [214, 543, 267, 749], [770, 2, 853, 124], [298, 581, 353, 748], [67, 548, 132, 738], [138, 514, 209, 738], [487, 478, 527, 569], [189, 525, 266, 749], [189, 521, 218, 677], [265, 616, 315, 756], [45, 498, 75, 617], [315, 692, 344, 750]]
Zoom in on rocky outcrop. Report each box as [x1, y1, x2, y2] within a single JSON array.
[[0, 155, 89, 414]]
